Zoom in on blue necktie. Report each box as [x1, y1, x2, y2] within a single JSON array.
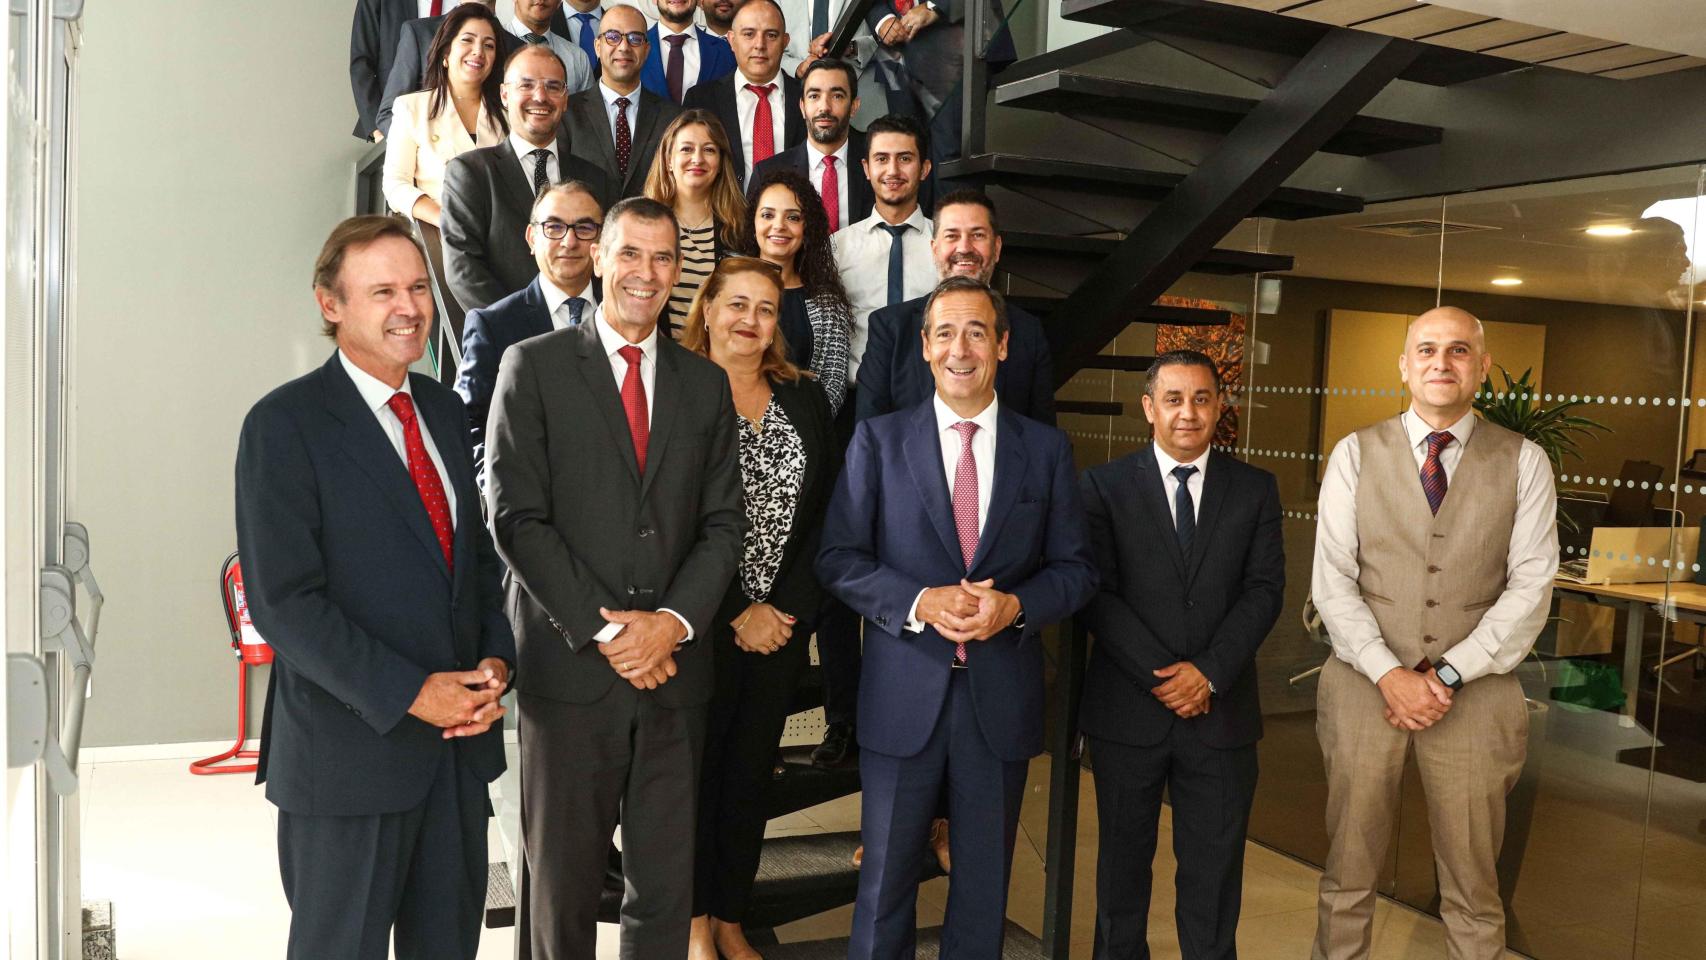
[[567, 297, 586, 327], [574, 13, 598, 63], [878, 222, 910, 306], [1172, 464, 1197, 550]]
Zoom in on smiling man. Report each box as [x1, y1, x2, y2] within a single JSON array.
[[565, 4, 683, 200], [441, 44, 615, 313], [485, 195, 745, 959], [1077, 349, 1284, 960], [1311, 306, 1557, 960], [235, 216, 515, 959], [817, 275, 1096, 960], [682, 0, 804, 188]]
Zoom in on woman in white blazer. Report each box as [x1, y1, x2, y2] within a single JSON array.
[[383, 3, 508, 226]]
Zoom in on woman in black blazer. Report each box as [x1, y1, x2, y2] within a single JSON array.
[[678, 256, 840, 960]]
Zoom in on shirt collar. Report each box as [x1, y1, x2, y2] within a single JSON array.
[[855, 206, 930, 236], [932, 393, 999, 439], [509, 131, 557, 161], [1152, 442, 1208, 479], [657, 22, 695, 41], [592, 303, 659, 360], [506, 14, 548, 38], [599, 79, 639, 107], [338, 350, 412, 413], [539, 272, 597, 314], [810, 137, 850, 165], [735, 68, 781, 91], [1402, 406, 1476, 450]]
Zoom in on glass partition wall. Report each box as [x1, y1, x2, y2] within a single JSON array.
[[1060, 163, 1706, 960]]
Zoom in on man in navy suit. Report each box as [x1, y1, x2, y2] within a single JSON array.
[[751, 57, 874, 230], [455, 180, 604, 480], [642, 0, 737, 103], [1078, 350, 1284, 960], [235, 216, 516, 959], [817, 275, 1096, 959], [857, 188, 1053, 426]]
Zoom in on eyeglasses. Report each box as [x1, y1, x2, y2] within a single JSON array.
[[598, 30, 649, 48], [509, 78, 568, 96], [533, 219, 602, 241]]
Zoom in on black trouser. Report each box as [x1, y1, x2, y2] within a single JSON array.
[[277, 746, 488, 960], [1089, 727, 1259, 960], [695, 619, 813, 919], [516, 686, 707, 960]]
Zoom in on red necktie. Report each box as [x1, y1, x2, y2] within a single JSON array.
[[950, 421, 979, 664], [894, 0, 914, 14], [619, 345, 650, 474], [429, 0, 443, 15], [386, 392, 454, 572], [1420, 430, 1452, 515], [748, 83, 776, 165], [821, 156, 840, 232]]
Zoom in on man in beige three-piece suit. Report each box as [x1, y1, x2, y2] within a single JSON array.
[[1310, 306, 1558, 960]]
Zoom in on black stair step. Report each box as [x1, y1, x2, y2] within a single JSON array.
[[1008, 295, 1232, 327], [1080, 354, 1156, 373], [1000, 28, 1152, 84], [1057, 400, 1125, 417], [789, 663, 824, 716], [939, 154, 1360, 220], [996, 71, 1441, 157], [761, 919, 1047, 959], [1060, 0, 1523, 87], [1001, 232, 1293, 275], [767, 745, 861, 820]]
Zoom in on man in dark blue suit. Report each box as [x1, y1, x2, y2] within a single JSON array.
[[1078, 350, 1284, 960], [641, 0, 737, 103], [817, 275, 1096, 959], [235, 216, 516, 959], [858, 189, 1053, 426], [455, 180, 604, 480]]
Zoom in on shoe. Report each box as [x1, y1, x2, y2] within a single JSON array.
[[811, 721, 857, 768], [929, 818, 951, 873], [852, 844, 864, 869]]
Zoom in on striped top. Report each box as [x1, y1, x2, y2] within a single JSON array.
[[668, 223, 718, 339]]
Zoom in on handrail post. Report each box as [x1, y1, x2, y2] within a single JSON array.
[[960, 0, 989, 158], [1041, 616, 1088, 957]]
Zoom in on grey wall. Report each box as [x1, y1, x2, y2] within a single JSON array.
[[74, 0, 371, 746]]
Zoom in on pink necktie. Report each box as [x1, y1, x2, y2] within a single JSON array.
[[950, 421, 979, 664], [821, 156, 840, 232], [385, 392, 453, 572], [619, 345, 650, 474]]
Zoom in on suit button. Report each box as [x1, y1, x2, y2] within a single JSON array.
[[638, 527, 653, 538], [876, 616, 888, 627], [1425, 599, 1438, 608], [1424, 635, 1438, 643], [1427, 565, 1441, 574], [1184, 600, 1195, 610], [627, 585, 638, 596]]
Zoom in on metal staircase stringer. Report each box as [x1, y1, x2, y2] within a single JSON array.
[[1046, 28, 1422, 386]]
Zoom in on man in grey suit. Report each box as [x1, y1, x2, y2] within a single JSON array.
[[486, 195, 745, 959], [441, 44, 615, 313], [564, 4, 683, 200]]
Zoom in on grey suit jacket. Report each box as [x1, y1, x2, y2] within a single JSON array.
[[485, 317, 746, 708], [563, 86, 682, 201], [439, 132, 616, 313]]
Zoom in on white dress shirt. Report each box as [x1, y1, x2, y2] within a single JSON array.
[[905, 395, 1000, 631], [832, 205, 935, 381], [541, 272, 600, 330], [417, 0, 438, 16], [588, 307, 695, 643], [504, 15, 597, 94], [655, 22, 705, 90], [338, 351, 457, 525], [1152, 443, 1207, 526], [1312, 407, 1557, 686], [508, 132, 561, 188], [733, 69, 789, 182], [599, 79, 643, 148], [809, 138, 852, 231]]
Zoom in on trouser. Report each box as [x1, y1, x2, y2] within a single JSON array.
[[850, 670, 1030, 960], [277, 746, 488, 960], [515, 686, 707, 960], [821, 389, 863, 727], [1089, 728, 1258, 960], [1313, 656, 1528, 960], [695, 620, 812, 919]]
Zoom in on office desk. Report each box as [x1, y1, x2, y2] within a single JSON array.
[[1553, 578, 1706, 726]]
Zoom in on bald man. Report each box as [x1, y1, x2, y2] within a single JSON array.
[[1309, 306, 1557, 960]]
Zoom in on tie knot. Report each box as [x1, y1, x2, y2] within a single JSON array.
[[747, 82, 776, 98], [619, 344, 644, 367], [385, 391, 416, 424], [615, 96, 630, 109], [1426, 431, 1454, 456], [952, 420, 978, 446], [530, 147, 551, 162], [664, 33, 687, 48], [575, 12, 594, 22], [823, 155, 837, 169], [1171, 464, 1197, 484], [524, 32, 547, 44], [879, 222, 909, 238]]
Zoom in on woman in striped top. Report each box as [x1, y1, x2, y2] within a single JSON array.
[[644, 110, 749, 339]]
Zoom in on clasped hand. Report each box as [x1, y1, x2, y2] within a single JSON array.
[[734, 602, 795, 655], [599, 607, 685, 690], [408, 657, 509, 739], [877, 6, 937, 45], [1377, 667, 1453, 730], [1152, 662, 1211, 718], [917, 578, 1019, 644]]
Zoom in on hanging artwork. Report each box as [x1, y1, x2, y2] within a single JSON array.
[[1154, 295, 1245, 447]]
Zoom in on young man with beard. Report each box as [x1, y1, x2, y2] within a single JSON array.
[[751, 57, 873, 231], [699, 0, 743, 37], [641, 0, 736, 102], [564, 4, 684, 199], [682, 0, 805, 190]]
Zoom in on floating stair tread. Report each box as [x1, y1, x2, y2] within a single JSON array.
[[1008, 296, 1232, 327], [1001, 232, 1293, 275], [762, 920, 1047, 959], [767, 746, 861, 820], [1056, 400, 1126, 417]]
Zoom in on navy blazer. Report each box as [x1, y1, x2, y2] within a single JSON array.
[[816, 400, 1096, 761], [857, 296, 1055, 427], [641, 25, 737, 104], [234, 352, 515, 816], [1078, 447, 1284, 750]]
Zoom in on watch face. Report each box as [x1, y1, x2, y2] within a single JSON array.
[[1438, 663, 1461, 687]]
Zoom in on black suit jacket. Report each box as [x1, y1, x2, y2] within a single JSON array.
[[486, 319, 746, 708], [234, 352, 515, 815], [681, 72, 806, 192], [563, 86, 682, 201], [1078, 447, 1284, 750], [856, 296, 1054, 426], [350, 0, 416, 138], [440, 134, 615, 313], [749, 131, 874, 225]]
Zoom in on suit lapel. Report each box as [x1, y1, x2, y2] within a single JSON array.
[[521, 278, 554, 337], [902, 402, 962, 569], [783, 75, 806, 146], [718, 82, 747, 184], [324, 357, 452, 583], [968, 408, 1028, 574], [573, 319, 644, 486], [411, 375, 474, 595], [1135, 446, 1188, 581], [1183, 451, 1230, 587], [581, 94, 621, 178], [492, 140, 535, 225], [639, 339, 682, 502]]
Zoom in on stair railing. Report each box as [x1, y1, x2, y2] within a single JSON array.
[[1041, 616, 1088, 958]]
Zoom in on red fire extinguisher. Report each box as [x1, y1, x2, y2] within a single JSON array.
[[190, 552, 273, 775]]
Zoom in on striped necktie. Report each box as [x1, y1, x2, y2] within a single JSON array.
[[1420, 430, 1453, 515]]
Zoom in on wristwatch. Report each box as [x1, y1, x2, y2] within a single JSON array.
[[1433, 659, 1464, 691], [1010, 604, 1026, 631]]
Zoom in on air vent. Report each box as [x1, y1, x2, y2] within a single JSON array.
[[1346, 219, 1501, 238]]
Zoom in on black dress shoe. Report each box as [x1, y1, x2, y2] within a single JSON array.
[[811, 721, 857, 768]]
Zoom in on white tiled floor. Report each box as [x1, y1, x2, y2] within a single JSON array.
[[78, 753, 1510, 959]]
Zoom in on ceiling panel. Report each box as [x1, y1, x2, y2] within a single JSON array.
[[1353, 6, 1490, 39], [1282, 0, 1413, 27], [1487, 33, 1622, 61], [1544, 45, 1680, 74], [1599, 56, 1706, 79], [1421, 19, 1555, 50]]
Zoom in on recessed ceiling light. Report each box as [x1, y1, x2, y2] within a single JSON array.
[[1586, 225, 1634, 237], [1491, 277, 1523, 287]]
